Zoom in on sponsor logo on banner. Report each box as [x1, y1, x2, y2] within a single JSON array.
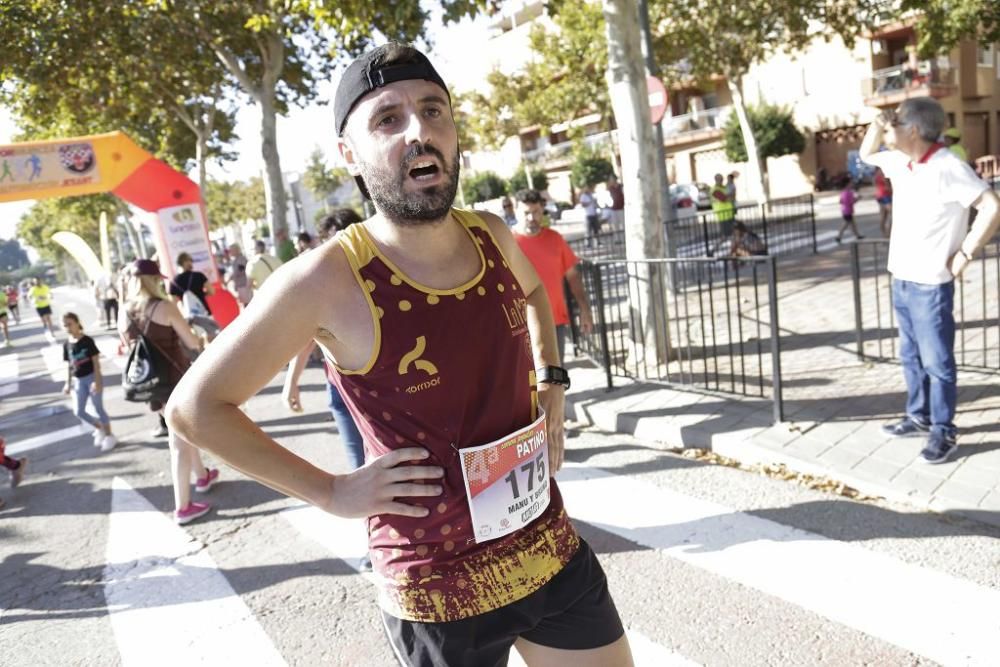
[[156, 204, 218, 284], [0, 141, 101, 194]]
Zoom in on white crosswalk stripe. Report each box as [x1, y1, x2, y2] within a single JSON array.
[[104, 477, 286, 667], [558, 462, 1000, 666], [0, 352, 18, 397]]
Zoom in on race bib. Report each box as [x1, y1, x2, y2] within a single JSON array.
[[459, 411, 550, 544]]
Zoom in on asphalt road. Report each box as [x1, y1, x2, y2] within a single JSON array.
[[2, 286, 998, 666]]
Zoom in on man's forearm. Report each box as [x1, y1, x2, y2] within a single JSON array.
[[961, 192, 1000, 256], [567, 272, 592, 320], [525, 286, 559, 368], [860, 113, 888, 160]]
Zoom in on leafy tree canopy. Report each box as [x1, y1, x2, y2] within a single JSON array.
[[462, 171, 508, 203], [0, 239, 30, 272], [908, 0, 1000, 57], [723, 104, 805, 163], [509, 166, 550, 194], [16, 194, 119, 262], [203, 178, 266, 230], [302, 148, 349, 200], [571, 149, 615, 189]]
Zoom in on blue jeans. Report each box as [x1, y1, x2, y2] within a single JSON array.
[[74, 373, 110, 429], [326, 380, 365, 470], [892, 278, 957, 437]]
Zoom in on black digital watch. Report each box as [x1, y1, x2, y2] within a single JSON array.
[[536, 365, 571, 389]]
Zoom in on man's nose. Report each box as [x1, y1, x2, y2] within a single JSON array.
[[403, 111, 431, 146]]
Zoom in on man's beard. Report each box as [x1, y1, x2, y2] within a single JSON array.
[[359, 143, 460, 226]]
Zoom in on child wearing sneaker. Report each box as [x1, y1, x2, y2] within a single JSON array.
[[61, 313, 117, 452]]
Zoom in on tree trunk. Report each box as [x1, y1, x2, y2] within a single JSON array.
[[727, 76, 768, 203], [259, 90, 288, 239], [116, 201, 147, 258], [601, 0, 670, 369]]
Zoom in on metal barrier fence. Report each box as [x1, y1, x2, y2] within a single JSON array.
[[850, 238, 1000, 371], [567, 194, 816, 290], [568, 256, 784, 422]]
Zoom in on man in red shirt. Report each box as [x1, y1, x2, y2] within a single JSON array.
[[513, 189, 594, 363]]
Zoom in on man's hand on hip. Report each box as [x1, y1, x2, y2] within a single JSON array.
[[326, 447, 444, 519], [948, 250, 972, 278]]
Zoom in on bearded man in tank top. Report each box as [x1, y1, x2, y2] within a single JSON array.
[[167, 43, 632, 667]]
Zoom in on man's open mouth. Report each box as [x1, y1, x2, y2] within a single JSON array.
[[408, 159, 441, 181]]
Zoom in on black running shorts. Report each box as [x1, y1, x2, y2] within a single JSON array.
[[381, 539, 624, 667]]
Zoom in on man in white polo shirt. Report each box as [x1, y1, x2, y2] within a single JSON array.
[[860, 97, 1000, 464]]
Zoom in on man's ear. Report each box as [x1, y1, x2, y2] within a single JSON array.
[[337, 134, 362, 177]]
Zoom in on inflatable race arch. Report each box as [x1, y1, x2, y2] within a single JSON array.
[[0, 131, 238, 326]]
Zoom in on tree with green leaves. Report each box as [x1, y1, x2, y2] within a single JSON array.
[[462, 171, 508, 203], [461, 1, 610, 151], [907, 0, 1000, 56], [508, 166, 549, 194], [17, 195, 119, 263], [0, 239, 30, 272], [303, 148, 349, 205], [147, 0, 487, 240], [203, 178, 267, 231], [0, 1, 238, 184], [571, 150, 616, 189], [723, 104, 805, 191], [649, 0, 884, 202]]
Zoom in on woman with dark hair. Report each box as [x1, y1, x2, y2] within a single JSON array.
[[61, 312, 116, 452], [119, 259, 219, 525]]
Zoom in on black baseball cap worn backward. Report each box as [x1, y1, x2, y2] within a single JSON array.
[[334, 43, 451, 136]]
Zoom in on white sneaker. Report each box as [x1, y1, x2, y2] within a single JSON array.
[[92, 431, 104, 447], [99, 435, 117, 452], [45, 331, 56, 343]]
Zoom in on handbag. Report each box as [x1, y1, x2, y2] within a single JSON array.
[[122, 302, 182, 403]]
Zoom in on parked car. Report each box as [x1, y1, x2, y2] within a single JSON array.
[[668, 184, 698, 220], [671, 182, 712, 209]]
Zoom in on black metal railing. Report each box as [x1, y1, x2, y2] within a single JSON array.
[[851, 238, 1000, 371], [568, 194, 816, 290], [568, 256, 784, 422]]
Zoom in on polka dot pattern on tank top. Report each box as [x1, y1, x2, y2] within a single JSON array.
[[399, 300, 411, 311], [427, 294, 439, 305]]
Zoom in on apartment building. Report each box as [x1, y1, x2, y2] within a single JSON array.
[[457, 4, 1000, 202]]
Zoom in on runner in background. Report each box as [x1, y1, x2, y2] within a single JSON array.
[[0, 289, 12, 347], [28, 277, 57, 343], [5, 285, 20, 324]]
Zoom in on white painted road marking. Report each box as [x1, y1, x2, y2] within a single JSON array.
[[558, 463, 1000, 666], [0, 353, 18, 397], [5, 424, 92, 456], [279, 503, 697, 666], [105, 477, 286, 667]]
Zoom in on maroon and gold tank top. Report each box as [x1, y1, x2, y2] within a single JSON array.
[[328, 209, 579, 622]]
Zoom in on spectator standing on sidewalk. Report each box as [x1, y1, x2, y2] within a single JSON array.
[[275, 228, 298, 263], [578, 184, 601, 246], [711, 173, 736, 237], [120, 259, 219, 524], [860, 97, 1000, 464], [874, 167, 893, 237], [247, 240, 282, 292], [61, 312, 116, 452], [836, 181, 864, 243], [513, 189, 594, 364]]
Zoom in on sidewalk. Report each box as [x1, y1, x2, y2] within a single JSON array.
[[565, 204, 1000, 529]]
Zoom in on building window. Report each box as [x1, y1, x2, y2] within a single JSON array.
[[976, 42, 994, 67]]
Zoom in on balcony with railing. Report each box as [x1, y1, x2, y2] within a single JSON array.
[[661, 106, 732, 146], [522, 130, 617, 165], [861, 59, 957, 106]]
